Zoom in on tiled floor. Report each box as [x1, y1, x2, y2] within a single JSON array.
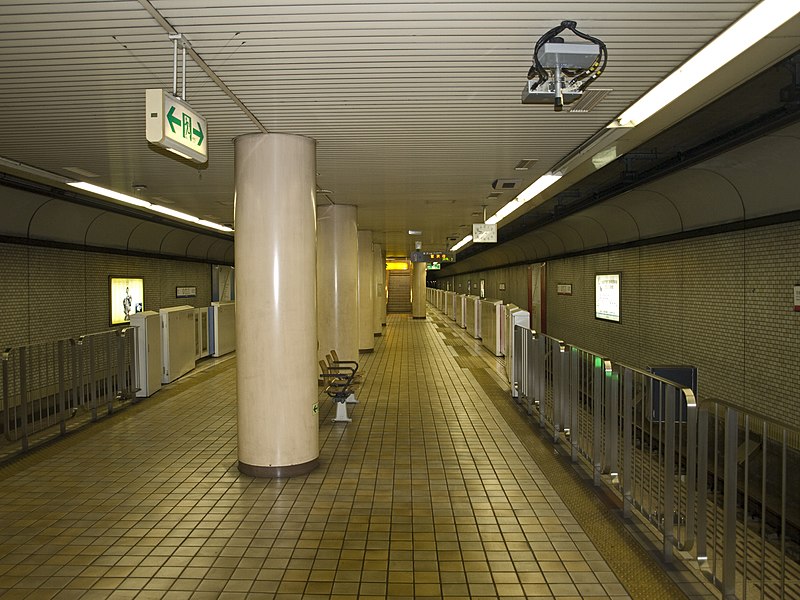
[[0, 309, 701, 599]]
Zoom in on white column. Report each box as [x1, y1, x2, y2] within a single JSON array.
[[317, 205, 359, 363], [412, 260, 426, 319], [372, 243, 384, 336], [234, 132, 318, 478], [357, 230, 374, 352]]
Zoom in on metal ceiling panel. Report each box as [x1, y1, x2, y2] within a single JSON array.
[[1, 0, 790, 258]]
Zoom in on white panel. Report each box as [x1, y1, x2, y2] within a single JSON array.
[[160, 305, 196, 383], [129, 311, 162, 398], [479, 298, 503, 356], [210, 301, 236, 357]]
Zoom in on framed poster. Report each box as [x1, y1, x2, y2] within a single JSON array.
[[110, 277, 144, 325], [595, 273, 620, 322], [479, 279, 486, 298]]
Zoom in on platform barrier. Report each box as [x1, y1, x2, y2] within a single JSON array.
[[510, 323, 799, 599], [1, 328, 137, 455]]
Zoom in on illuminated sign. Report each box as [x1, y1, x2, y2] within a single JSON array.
[[595, 273, 620, 322], [410, 251, 455, 263], [110, 277, 144, 325], [146, 89, 207, 164]]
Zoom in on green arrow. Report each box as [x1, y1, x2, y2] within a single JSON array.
[[193, 122, 204, 146], [166, 105, 180, 133]]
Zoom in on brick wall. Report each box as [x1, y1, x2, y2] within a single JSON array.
[[0, 242, 212, 347], [437, 220, 800, 429]]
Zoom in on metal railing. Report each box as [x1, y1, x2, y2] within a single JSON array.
[[511, 324, 798, 598], [1, 328, 138, 456]]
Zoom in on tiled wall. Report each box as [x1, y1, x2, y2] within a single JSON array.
[[438, 220, 800, 429], [0, 242, 212, 347]]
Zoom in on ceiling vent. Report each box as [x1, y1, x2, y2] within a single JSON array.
[[491, 179, 520, 190], [487, 191, 503, 199], [514, 159, 537, 171], [568, 88, 612, 113]]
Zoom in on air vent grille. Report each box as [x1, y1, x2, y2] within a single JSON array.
[[492, 179, 520, 190], [569, 89, 612, 113]]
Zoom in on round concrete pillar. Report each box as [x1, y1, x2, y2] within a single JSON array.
[[234, 132, 319, 478], [317, 204, 359, 364], [358, 230, 374, 352], [412, 261, 426, 319], [372, 243, 384, 335]]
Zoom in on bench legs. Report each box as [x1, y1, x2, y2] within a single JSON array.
[[333, 400, 352, 423]]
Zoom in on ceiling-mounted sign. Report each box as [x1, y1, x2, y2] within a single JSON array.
[[146, 89, 207, 164], [473, 223, 497, 243]]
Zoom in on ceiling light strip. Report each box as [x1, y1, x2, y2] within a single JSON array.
[[68, 181, 233, 232], [449, 235, 473, 252], [485, 173, 562, 226], [614, 0, 800, 128]]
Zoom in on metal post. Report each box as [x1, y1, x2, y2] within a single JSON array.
[[663, 386, 676, 563], [87, 336, 97, 421], [722, 407, 738, 599], [570, 347, 578, 463], [106, 333, 114, 415], [57, 340, 66, 435], [684, 390, 697, 552], [622, 367, 633, 518], [172, 36, 178, 96], [182, 43, 186, 100], [18, 347, 29, 451], [592, 355, 602, 486], [2, 350, 10, 442], [696, 406, 708, 567], [117, 330, 127, 400], [604, 360, 617, 475]]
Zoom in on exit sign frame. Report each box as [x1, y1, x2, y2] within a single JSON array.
[[146, 89, 208, 164]]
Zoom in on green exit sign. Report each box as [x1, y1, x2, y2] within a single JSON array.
[[146, 89, 207, 164]]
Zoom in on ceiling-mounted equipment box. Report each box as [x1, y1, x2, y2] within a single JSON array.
[[146, 89, 208, 164]]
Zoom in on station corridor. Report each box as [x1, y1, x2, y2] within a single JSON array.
[[0, 310, 713, 600]]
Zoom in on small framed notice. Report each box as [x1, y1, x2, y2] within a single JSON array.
[[499, 282, 506, 292], [557, 283, 572, 296], [176, 286, 197, 298]]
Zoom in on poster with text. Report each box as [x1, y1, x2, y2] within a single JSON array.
[[595, 274, 620, 322]]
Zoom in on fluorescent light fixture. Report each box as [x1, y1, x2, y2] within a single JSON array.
[[613, 0, 800, 128], [68, 181, 234, 233], [450, 235, 473, 252], [197, 219, 234, 232], [408, 230, 422, 235], [149, 204, 200, 223], [68, 181, 151, 208], [485, 173, 562, 225]]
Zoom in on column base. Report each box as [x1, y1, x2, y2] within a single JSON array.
[[359, 348, 374, 353], [374, 332, 382, 337], [238, 457, 319, 478], [413, 316, 426, 320]]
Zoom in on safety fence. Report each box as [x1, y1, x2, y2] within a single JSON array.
[[512, 324, 799, 600], [1, 328, 138, 456]]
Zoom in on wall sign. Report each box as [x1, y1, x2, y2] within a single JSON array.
[[794, 284, 800, 312], [557, 283, 573, 296], [499, 282, 506, 291], [176, 286, 197, 298], [110, 277, 144, 325], [595, 274, 620, 322]]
